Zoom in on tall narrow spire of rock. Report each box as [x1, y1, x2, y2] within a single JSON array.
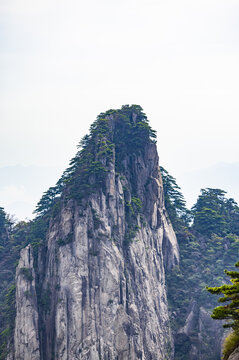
[[13, 105, 179, 360]]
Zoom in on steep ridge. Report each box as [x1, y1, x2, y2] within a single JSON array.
[[14, 245, 40, 360], [12, 105, 179, 359]]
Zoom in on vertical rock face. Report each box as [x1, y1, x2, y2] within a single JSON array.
[[14, 245, 40, 360], [13, 107, 179, 360]]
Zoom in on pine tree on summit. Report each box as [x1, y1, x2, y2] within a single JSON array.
[[160, 166, 190, 229]]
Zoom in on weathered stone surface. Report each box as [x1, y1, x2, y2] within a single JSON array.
[[38, 142, 178, 359], [228, 346, 239, 360], [6, 350, 14, 360], [176, 301, 223, 359], [14, 244, 40, 360], [13, 119, 179, 359]]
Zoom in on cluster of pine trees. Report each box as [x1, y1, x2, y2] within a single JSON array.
[[160, 167, 239, 237], [0, 106, 238, 359], [0, 105, 158, 358], [161, 168, 239, 360], [34, 105, 156, 216]]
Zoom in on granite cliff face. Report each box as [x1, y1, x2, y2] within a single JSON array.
[[14, 245, 40, 360], [12, 106, 179, 359]]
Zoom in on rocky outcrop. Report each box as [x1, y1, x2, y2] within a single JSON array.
[[14, 244, 40, 360], [12, 109, 179, 360], [39, 146, 178, 359], [228, 347, 239, 360], [175, 301, 223, 359], [8, 106, 239, 359]]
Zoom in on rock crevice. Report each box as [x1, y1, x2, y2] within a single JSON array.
[[13, 109, 179, 360]]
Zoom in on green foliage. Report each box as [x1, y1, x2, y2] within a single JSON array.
[[0, 208, 12, 249], [34, 188, 61, 216], [0, 210, 49, 357], [192, 188, 239, 237], [34, 105, 156, 215], [124, 225, 139, 245], [57, 232, 73, 247], [167, 226, 239, 359], [226, 198, 239, 235], [199, 195, 239, 359], [39, 288, 51, 314], [174, 333, 191, 360], [0, 284, 16, 359], [222, 330, 239, 360], [24, 290, 32, 298], [131, 197, 142, 213], [193, 207, 227, 236], [160, 167, 190, 230], [207, 261, 239, 330], [113, 106, 156, 172], [123, 190, 143, 245], [19, 267, 33, 282], [92, 209, 102, 229], [207, 260, 239, 360], [0, 105, 157, 355]]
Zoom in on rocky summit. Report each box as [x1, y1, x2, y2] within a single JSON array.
[[9, 105, 179, 359], [2, 105, 239, 360]]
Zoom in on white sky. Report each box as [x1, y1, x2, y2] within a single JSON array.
[[1, 0, 239, 219]]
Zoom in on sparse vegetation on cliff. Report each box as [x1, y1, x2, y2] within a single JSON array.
[[0, 210, 49, 359], [34, 105, 156, 216], [0, 106, 238, 359]]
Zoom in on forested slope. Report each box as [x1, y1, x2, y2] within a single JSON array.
[[162, 169, 239, 360]]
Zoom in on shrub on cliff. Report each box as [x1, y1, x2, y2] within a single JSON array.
[[207, 262, 239, 359]]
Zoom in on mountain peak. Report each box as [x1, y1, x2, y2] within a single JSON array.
[[34, 105, 156, 216]]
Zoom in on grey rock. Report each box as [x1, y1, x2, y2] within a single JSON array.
[[14, 244, 40, 360], [228, 346, 239, 360], [176, 301, 223, 359], [13, 139, 179, 359]]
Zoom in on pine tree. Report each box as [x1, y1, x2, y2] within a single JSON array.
[[207, 261, 239, 329], [160, 166, 190, 229], [207, 263, 239, 359], [192, 188, 239, 237]]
